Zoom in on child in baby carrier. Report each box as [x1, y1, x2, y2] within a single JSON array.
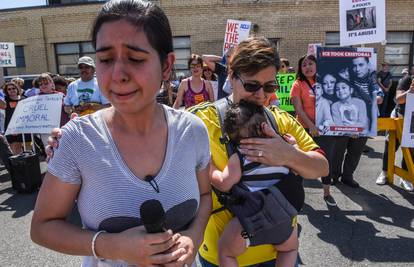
[[211, 100, 300, 267]]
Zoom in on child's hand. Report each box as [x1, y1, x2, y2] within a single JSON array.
[[282, 133, 297, 145]]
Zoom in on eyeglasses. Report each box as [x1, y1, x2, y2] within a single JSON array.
[[6, 87, 17, 91], [39, 81, 49, 86], [203, 68, 212, 72], [190, 63, 202, 69], [235, 74, 279, 93]]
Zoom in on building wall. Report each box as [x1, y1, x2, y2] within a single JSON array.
[[0, 0, 413, 75]]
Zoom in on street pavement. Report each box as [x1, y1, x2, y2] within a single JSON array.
[[0, 136, 413, 266]]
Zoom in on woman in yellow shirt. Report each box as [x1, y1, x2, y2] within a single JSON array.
[[190, 36, 329, 267]]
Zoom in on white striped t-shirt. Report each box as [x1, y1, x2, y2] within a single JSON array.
[[48, 106, 210, 267]]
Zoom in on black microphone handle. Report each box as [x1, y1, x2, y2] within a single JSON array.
[[144, 221, 166, 233]]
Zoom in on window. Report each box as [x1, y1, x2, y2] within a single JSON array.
[[173, 36, 191, 78], [384, 32, 414, 78], [55, 42, 95, 75], [49, 0, 107, 5], [325, 32, 340, 46], [3, 46, 26, 76]]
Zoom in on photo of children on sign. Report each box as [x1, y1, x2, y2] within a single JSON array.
[[316, 46, 379, 137], [346, 7, 376, 31]]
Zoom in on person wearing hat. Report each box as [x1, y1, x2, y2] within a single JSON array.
[[64, 56, 110, 115]]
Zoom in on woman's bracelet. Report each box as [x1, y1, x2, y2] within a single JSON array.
[[91, 230, 107, 260]]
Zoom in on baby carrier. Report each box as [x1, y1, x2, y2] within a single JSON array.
[[213, 98, 304, 246]]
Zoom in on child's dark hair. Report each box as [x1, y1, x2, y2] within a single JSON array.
[[224, 100, 267, 144]]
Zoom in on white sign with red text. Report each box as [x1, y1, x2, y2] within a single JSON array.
[[223, 19, 251, 55]]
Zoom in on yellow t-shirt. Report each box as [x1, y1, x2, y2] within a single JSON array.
[[189, 102, 319, 266]]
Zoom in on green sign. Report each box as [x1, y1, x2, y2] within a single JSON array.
[[276, 73, 296, 112]]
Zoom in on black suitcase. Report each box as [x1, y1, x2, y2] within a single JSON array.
[[9, 151, 42, 193]]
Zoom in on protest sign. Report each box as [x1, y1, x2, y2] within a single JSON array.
[[401, 93, 414, 148], [276, 73, 296, 112], [316, 46, 377, 137], [0, 42, 16, 67], [307, 43, 322, 57], [223, 19, 251, 55], [339, 0, 386, 46], [5, 94, 63, 135]]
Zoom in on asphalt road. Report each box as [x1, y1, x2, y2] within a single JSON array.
[[0, 136, 413, 266]]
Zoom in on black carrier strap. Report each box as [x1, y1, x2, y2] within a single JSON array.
[[211, 99, 281, 214]]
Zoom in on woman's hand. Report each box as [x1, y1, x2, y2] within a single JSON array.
[[45, 128, 62, 162], [45, 113, 77, 162], [239, 123, 295, 166], [164, 230, 197, 267], [309, 124, 319, 137], [113, 227, 185, 267]]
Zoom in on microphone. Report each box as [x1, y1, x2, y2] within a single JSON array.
[[140, 199, 166, 233]]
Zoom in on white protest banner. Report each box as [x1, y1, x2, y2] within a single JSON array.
[[223, 19, 251, 55], [5, 94, 63, 135], [339, 0, 386, 46], [401, 93, 414, 148], [0, 42, 16, 67]]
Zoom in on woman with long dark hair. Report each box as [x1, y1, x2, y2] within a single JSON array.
[[31, 1, 212, 266], [290, 55, 337, 206]]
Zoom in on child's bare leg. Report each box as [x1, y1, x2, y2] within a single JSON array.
[[218, 218, 248, 267], [274, 226, 298, 267]]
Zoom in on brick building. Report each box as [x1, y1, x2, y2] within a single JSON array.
[[1, 0, 413, 80]]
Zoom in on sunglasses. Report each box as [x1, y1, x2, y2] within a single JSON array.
[[235, 74, 279, 93], [190, 64, 202, 69], [7, 87, 17, 91], [39, 81, 49, 86]]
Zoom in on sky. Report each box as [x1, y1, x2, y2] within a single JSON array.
[[0, 0, 47, 10]]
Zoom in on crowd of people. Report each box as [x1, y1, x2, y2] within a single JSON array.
[[0, 0, 411, 267]]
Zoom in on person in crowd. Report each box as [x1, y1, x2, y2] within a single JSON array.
[[314, 81, 333, 130], [24, 77, 40, 98], [202, 64, 218, 101], [65, 76, 76, 84], [376, 71, 414, 191], [264, 91, 280, 107], [0, 88, 5, 134], [331, 57, 383, 188], [190, 37, 328, 266], [290, 54, 337, 206], [3, 81, 30, 155], [31, 1, 212, 267], [38, 73, 70, 129], [0, 134, 13, 174], [11, 77, 25, 95], [321, 73, 337, 103], [63, 56, 110, 116], [53, 76, 69, 96], [377, 62, 393, 117], [279, 58, 290, 74], [202, 47, 235, 100], [173, 54, 214, 109], [331, 78, 367, 129], [211, 100, 299, 267]]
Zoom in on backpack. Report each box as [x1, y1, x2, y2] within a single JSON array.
[[212, 98, 303, 246]]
